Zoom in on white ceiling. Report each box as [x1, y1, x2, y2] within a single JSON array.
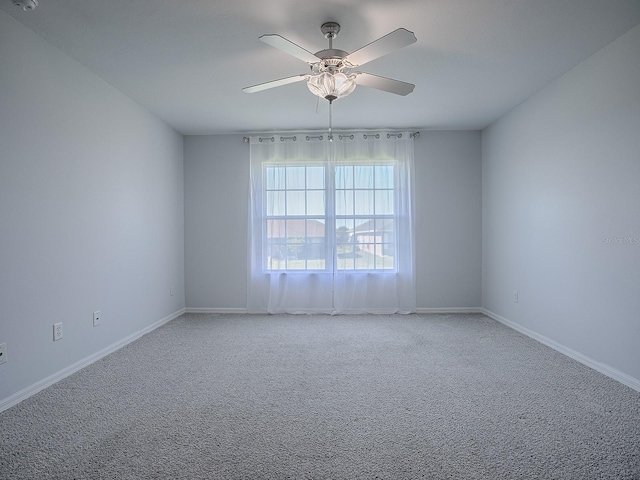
[[3, 0, 640, 135]]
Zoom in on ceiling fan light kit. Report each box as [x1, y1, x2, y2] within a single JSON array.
[[243, 22, 417, 137], [307, 71, 357, 103]]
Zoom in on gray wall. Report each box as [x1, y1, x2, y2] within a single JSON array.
[[0, 11, 185, 404], [482, 24, 640, 382], [184, 135, 250, 310], [415, 132, 482, 309], [184, 131, 482, 311]]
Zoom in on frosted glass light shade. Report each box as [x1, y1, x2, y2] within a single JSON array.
[[307, 72, 357, 103]]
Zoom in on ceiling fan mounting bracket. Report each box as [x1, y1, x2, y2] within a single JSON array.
[[321, 22, 341, 39]]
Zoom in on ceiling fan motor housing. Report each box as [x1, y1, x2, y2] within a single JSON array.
[[311, 56, 350, 74]]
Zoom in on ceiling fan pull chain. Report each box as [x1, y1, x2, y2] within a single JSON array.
[[329, 102, 333, 142]]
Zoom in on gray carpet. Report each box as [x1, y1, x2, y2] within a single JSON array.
[[1, 313, 639, 479]]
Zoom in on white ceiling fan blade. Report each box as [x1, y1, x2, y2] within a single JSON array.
[[242, 74, 308, 93], [259, 34, 320, 64], [347, 28, 417, 67], [355, 72, 415, 96]]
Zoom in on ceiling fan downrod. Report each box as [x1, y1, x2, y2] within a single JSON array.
[[321, 22, 340, 50]]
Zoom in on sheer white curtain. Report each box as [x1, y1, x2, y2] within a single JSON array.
[[332, 134, 416, 313], [248, 135, 334, 313], [248, 132, 416, 314]]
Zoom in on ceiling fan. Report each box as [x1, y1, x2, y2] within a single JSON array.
[[242, 22, 417, 104]]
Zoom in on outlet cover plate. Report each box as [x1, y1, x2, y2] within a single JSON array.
[[0, 343, 6, 365], [93, 311, 101, 327], [53, 322, 63, 341]]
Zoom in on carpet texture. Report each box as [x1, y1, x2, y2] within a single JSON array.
[[1, 313, 639, 479]]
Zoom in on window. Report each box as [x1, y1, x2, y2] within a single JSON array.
[[263, 162, 396, 272], [335, 164, 395, 271], [265, 164, 326, 271], [248, 133, 415, 314]]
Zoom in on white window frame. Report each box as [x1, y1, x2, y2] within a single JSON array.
[[262, 159, 398, 273]]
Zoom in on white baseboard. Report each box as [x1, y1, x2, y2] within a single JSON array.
[[185, 307, 249, 314], [480, 308, 640, 393], [416, 307, 482, 314], [187, 307, 482, 315], [187, 308, 482, 315], [0, 308, 186, 413]]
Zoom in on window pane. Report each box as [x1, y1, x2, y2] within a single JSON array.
[[375, 165, 394, 188], [355, 190, 374, 215], [336, 218, 354, 231], [353, 218, 374, 267], [335, 166, 353, 189], [306, 166, 325, 189], [375, 190, 393, 215], [335, 190, 354, 216], [266, 219, 285, 239], [306, 191, 325, 215], [376, 245, 393, 269], [266, 244, 286, 270], [287, 259, 305, 270], [286, 191, 305, 216], [355, 244, 375, 269], [335, 219, 353, 244], [306, 258, 325, 270], [285, 219, 305, 269], [376, 218, 394, 235], [306, 219, 325, 239], [337, 255, 355, 270], [266, 191, 285, 216], [354, 218, 373, 234], [304, 219, 325, 269], [380, 245, 395, 269], [286, 166, 306, 189], [285, 219, 306, 240], [354, 166, 374, 189], [266, 166, 285, 190]]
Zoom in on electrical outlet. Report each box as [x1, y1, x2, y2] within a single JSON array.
[[53, 322, 63, 341], [0, 343, 6, 365], [93, 311, 101, 327]]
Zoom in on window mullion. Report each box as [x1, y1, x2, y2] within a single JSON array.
[[327, 161, 336, 274]]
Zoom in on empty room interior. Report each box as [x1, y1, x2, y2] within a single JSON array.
[[1, 0, 639, 478]]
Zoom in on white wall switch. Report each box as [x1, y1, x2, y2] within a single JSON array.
[[0, 343, 6, 365], [53, 322, 63, 341], [93, 311, 101, 327]]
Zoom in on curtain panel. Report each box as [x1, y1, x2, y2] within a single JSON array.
[[248, 132, 416, 314]]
